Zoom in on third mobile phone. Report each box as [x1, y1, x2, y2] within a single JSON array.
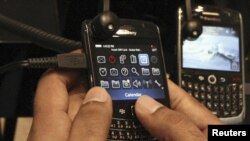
[[177, 5, 245, 124]]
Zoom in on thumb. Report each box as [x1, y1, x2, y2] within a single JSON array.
[[135, 96, 207, 141], [68, 87, 112, 141]]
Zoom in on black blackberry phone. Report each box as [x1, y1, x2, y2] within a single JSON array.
[[177, 5, 245, 124], [82, 19, 170, 140]]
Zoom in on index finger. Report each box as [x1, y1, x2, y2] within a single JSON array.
[[167, 79, 222, 129], [34, 70, 81, 113], [28, 70, 81, 141]]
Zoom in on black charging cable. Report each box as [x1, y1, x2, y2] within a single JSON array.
[[0, 53, 87, 74], [0, 13, 82, 53], [0, 13, 87, 73], [0, 0, 118, 73], [0, 13, 88, 73]]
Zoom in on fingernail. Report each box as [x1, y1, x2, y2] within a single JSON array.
[[136, 95, 164, 114], [83, 87, 108, 104]]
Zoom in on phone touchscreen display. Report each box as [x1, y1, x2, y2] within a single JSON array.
[[182, 26, 240, 72], [92, 38, 167, 100]]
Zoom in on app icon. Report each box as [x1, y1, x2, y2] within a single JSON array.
[[121, 67, 129, 76], [100, 80, 109, 88], [152, 68, 160, 75], [141, 68, 150, 76], [122, 79, 131, 88], [231, 61, 239, 71], [154, 80, 164, 89], [119, 54, 126, 64], [108, 55, 116, 64], [132, 79, 142, 89], [131, 67, 139, 76], [138, 54, 149, 66], [111, 80, 120, 89], [130, 55, 137, 64], [142, 79, 153, 88], [110, 68, 118, 76], [151, 56, 158, 64], [99, 68, 107, 76], [97, 56, 106, 63]]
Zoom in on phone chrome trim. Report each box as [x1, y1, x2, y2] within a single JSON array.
[[220, 109, 245, 124], [245, 83, 250, 95], [202, 11, 220, 16]]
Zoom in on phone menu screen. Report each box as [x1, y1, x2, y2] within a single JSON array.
[[92, 38, 167, 100]]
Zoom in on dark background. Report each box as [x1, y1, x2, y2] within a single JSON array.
[[0, 0, 249, 124]]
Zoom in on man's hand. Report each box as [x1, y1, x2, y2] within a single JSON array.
[[28, 70, 112, 141], [135, 79, 222, 141]]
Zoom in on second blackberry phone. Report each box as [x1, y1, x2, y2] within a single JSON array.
[[177, 5, 245, 124], [82, 19, 170, 140]]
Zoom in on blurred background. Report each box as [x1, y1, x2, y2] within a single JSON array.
[[0, 0, 249, 140]]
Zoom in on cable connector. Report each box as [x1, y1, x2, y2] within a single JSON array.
[[57, 53, 87, 69], [0, 53, 87, 74], [27, 53, 87, 69]]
